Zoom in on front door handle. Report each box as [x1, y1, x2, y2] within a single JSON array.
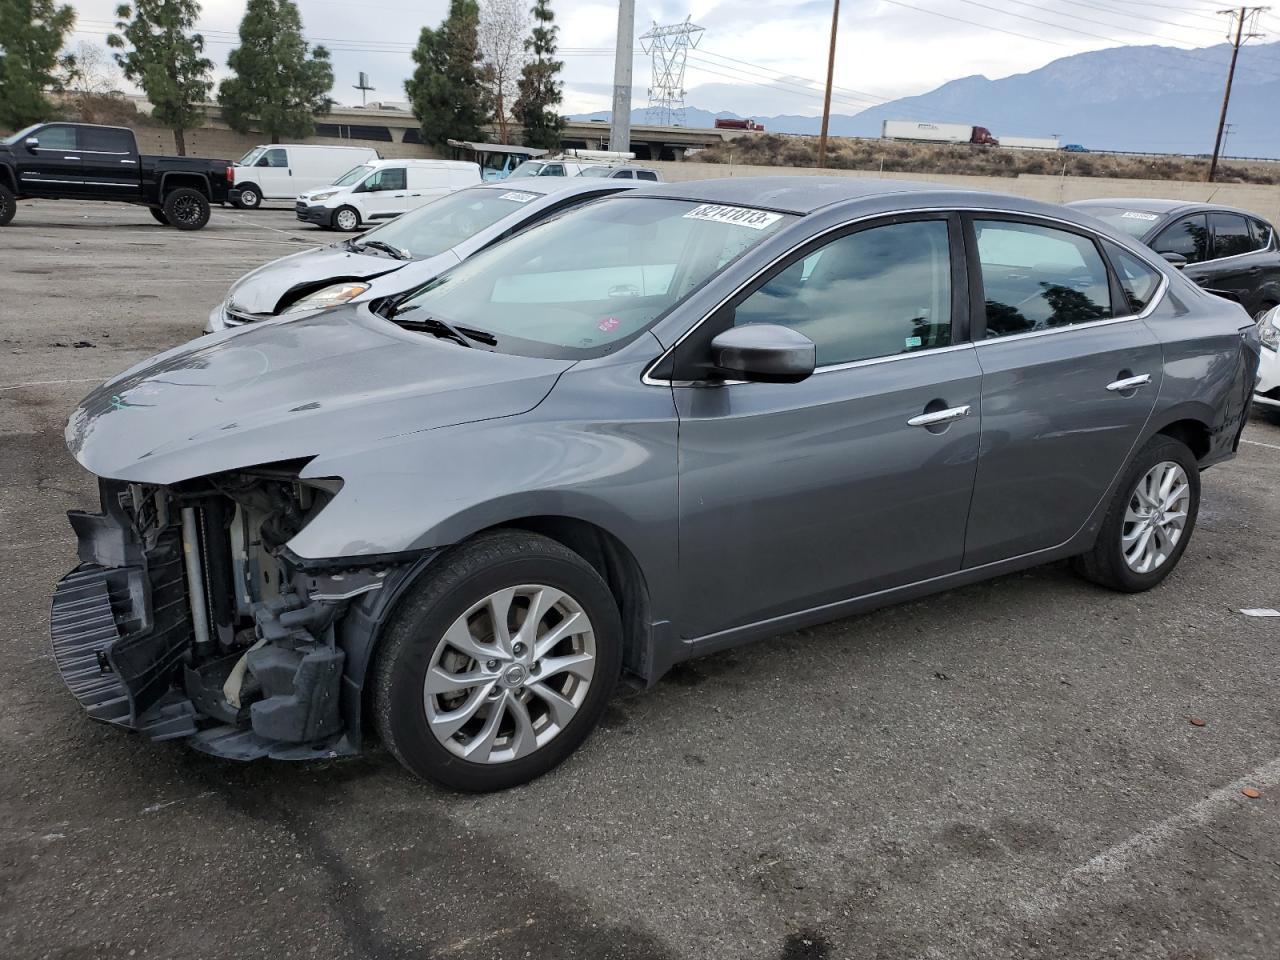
[[1106, 374, 1152, 392], [64, 155, 80, 160], [907, 405, 971, 427]]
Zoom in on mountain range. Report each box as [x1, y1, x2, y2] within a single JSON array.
[[570, 41, 1280, 157]]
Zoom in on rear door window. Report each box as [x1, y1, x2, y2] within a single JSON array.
[[1103, 241, 1164, 314], [974, 220, 1113, 337], [1250, 218, 1274, 249], [1210, 212, 1258, 258], [1152, 214, 1209, 263], [79, 127, 134, 154]]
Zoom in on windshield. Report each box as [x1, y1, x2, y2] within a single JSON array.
[[332, 164, 373, 187], [507, 161, 543, 179], [238, 147, 264, 166], [578, 166, 614, 178], [393, 197, 794, 358], [1, 125, 42, 145], [356, 187, 544, 259], [1077, 205, 1164, 239]]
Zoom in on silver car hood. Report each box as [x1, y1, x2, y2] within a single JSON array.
[[226, 245, 457, 315], [66, 307, 573, 485]]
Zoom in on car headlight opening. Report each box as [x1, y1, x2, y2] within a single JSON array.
[[280, 282, 372, 315]]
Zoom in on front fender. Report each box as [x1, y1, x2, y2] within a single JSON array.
[[290, 359, 681, 619]]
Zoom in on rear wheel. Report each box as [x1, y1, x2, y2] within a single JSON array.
[[0, 183, 15, 226], [373, 530, 622, 792], [148, 206, 169, 225], [1073, 434, 1200, 592], [333, 205, 361, 232], [163, 187, 211, 231], [235, 185, 261, 209]]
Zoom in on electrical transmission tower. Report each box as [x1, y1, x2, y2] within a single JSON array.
[[1208, 6, 1267, 182], [640, 17, 704, 127]]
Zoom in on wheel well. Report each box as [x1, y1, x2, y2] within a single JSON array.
[[1157, 418, 1211, 461], [161, 174, 209, 198], [485, 516, 652, 680], [0, 165, 15, 192]]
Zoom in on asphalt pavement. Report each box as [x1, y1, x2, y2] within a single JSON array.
[[2, 199, 1278, 960]]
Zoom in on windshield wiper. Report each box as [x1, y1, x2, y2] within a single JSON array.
[[353, 239, 410, 260], [392, 306, 497, 347]]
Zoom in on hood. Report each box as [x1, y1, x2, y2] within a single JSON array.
[[67, 306, 574, 485], [226, 244, 428, 315]]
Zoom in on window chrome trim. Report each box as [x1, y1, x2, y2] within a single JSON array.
[[641, 204, 1171, 387]]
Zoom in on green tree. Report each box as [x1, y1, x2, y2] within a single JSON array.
[[218, 0, 333, 143], [512, 0, 563, 151], [108, 0, 212, 155], [0, 0, 76, 129], [405, 0, 487, 149]]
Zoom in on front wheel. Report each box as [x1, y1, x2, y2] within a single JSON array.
[[0, 183, 16, 226], [235, 185, 261, 209], [1073, 434, 1200, 592], [163, 187, 211, 230], [372, 531, 622, 792], [332, 205, 361, 232]]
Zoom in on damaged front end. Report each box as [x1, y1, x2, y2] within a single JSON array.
[[50, 465, 414, 760]]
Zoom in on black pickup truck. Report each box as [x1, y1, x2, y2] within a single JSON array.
[[0, 121, 233, 230]]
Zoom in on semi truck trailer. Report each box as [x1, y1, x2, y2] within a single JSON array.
[[881, 120, 999, 146]]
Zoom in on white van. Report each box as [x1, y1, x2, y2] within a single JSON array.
[[293, 159, 482, 232], [230, 144, 381, 209]]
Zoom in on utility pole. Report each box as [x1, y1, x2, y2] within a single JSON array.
[[610, 0, 636, 155], [1208, 6, 1267, 182], [816, 0, 840, 168]]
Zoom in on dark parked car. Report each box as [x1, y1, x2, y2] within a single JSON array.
[[1069, 198, 1280, 319], [0, 122, 232, 229], [52, 178, 1259, 791]]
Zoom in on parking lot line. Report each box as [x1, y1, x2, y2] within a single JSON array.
[[0, 377, 104, 393], [1241, 438, 1280, 451]]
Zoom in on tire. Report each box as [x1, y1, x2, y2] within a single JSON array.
[[235, 185, 261, 210], [1072, 434, 1200, 592], [373, 530, 622, 792], [148, 206, 169, 225], [332, 205, 361, 232], [162, 187, 211, 231], [0, 183, 15, 226]]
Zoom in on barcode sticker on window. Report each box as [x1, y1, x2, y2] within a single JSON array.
[[683, 203, 783, 230], [500, 191, 537, 203], [1121, 211, 1159, 221]]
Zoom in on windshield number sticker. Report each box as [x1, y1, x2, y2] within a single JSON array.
[[1121, 211, 1160, 221], [500, 191, 537, 203], [683, 203, 783, 230]]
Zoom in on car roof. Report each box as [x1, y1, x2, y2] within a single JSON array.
[[1068, 197, 1267, 221], [468, 178, 640, 198], [627, 176, 997, 215]]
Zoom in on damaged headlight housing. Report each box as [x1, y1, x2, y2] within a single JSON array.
[[280, 282, 371, 316], [1259, 305, 1280, 351]]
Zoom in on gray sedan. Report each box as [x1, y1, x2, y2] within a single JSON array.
[[54, 178, 1259, 792], [205, 177, 637, 332]]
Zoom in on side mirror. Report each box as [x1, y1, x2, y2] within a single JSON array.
[[24, 137, 39, 151], [1160, 252, 1189, 269], [709, 322, 816, 384]]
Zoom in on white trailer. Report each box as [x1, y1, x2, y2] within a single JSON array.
[[1000, 135, 1061, 151], [881, 120, 998, 146]]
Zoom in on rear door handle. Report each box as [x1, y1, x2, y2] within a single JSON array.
[[1106, 374, 1152, 392], [64, 155, 80, 160], [120, 159, 137, 164], [907, 405, 971, 427]]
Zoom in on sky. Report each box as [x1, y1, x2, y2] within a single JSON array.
[[62, 0, 1259, 118]]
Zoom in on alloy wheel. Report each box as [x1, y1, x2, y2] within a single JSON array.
[[172, 194, 201, 226], [1122, 460, 1190, 573], [423, 584, 597, 764]]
